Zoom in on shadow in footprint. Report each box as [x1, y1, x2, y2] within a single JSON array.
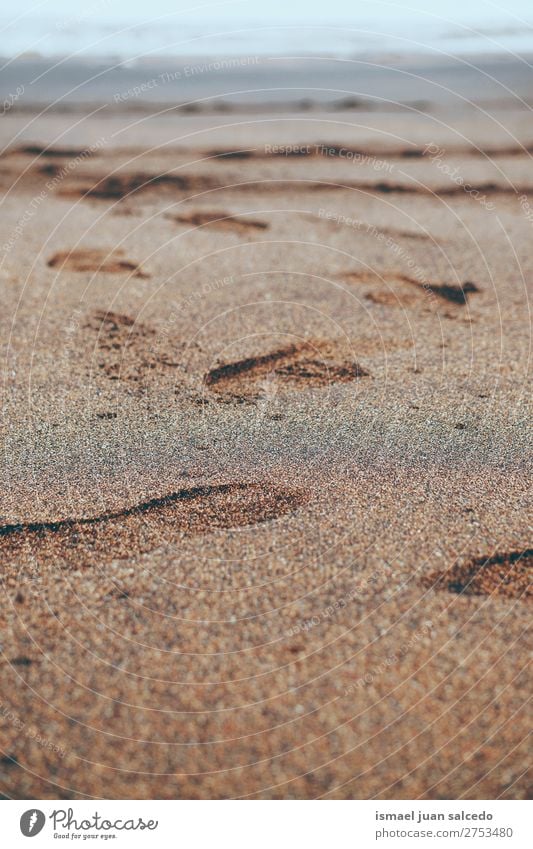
[[208, 149, 254, 160], [424, 549, 532, 600], [426, 281, 479, 305], [168, 210, 268, 235], [0, 483, 309, 568], [340, 271, 480, 307], [204, 340, 369, 401], [18, 145, 97, 158]]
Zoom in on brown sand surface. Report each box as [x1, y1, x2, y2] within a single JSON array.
[[0, 76, 531, 799]]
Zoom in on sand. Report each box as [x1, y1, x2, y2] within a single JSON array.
[[0, 55, 531, 799]]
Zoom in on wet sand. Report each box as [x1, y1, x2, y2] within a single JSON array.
[[0, 57, 531, 799]]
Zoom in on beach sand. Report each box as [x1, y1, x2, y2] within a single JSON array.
[[0, 56, 531, 799]]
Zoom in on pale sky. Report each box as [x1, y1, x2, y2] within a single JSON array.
[[6, 0, 533, 24], [3, 0, 533, 59]]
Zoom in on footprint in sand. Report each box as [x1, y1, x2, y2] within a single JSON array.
[[59, 172, 217, 201], [17, 145, 97, 159], [86, 310, 169, 384], [48, 249, 149, 278], [424, 549, 532, 600], [208, 149, 254, 160], [0, 483, 309, 569], [204, 340, 369, 402], [167, 210, 269, 235], [56, 169, 530, 201], [340, 270, 480, 307]]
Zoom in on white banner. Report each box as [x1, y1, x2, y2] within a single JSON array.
[[2, 799, 530, 848]]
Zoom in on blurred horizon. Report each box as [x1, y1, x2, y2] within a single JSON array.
[[2, 0, 533, 60]]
